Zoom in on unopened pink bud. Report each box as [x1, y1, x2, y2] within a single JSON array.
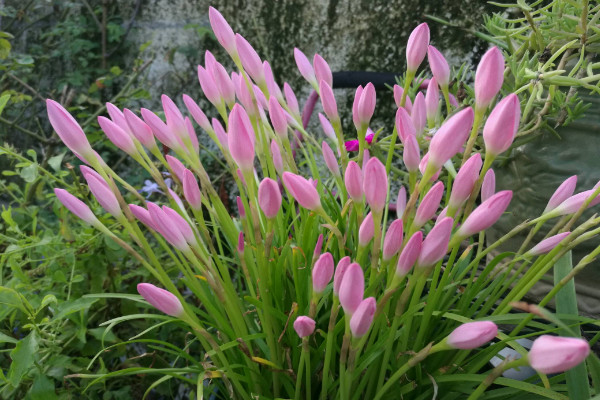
[[322, 141, 340, 177], [403, 134, 421, 173], [294, 48, 317, 87], [458, 191, 512, 237], [481, 169, 496, 202], [428, 107, 474, 170], [357, 83, 376, 128], [258, 178, 282, 219], [98, 116, 136, 155], [528, 232, 570, 256], [212, 118, 228, 151], [147, 202, 189, 251], [293, 316, 316, 338], [551, 189, 600, 217], [268, 97, 288, 138], [412, 92, 426, 135], [333, 256, 351, 296], [237, 231, 245, 254], [185, 117, 199, 153], [528, 335, 590, 374], [166, 155, 186, 182], [54, 188, 98, 224], [383, 219, 404, 261], [318, 113, 336, 142], [406, 23, 430, 72], [263, 61, 283, 101], [141, 108, 180, 150], [396, 186, 407, 218], [161, 94, 188, 142], [339, 263, 364, 315], [282, 172, 321, 210], [312, 252, 334, 293], [544, 175, 577, 214], [253, 84, 268, 110], [313, 54, 333, 88], [449, 153, 482, 209], [80, 165, 106, 188], [420, 153, 440, 182], [86, 174, 122, 218], [363, 157, 388, 213], [393, 85, 412, 112], [352, 85, 364, 129], [414, 181, 444, 228], [283, 83, 300, 117], [183, 94, 211, 132], [129, 204, 157, 230], [319, 80, 338, 121], [235, 34, 264, 84], [313, 234, 324, 260], [197, 65, 223, 106], [345, 161, 363, 202], [123, 109, 156, 149], [395, 107, 416, 143], [447, 321, 498, 349], [427, 46, 450, 87], [208, 7, 237, 56], [425, 77, 440, 121], [106, 103, 132, 137], [359, 212, 375, 246], [46, 99, 93, 157], [418, 217, 453, 267], [162, 205, 196, 245], [228, 104, 255, 172], [396, 231, 422, 276], [212, 61, 236, 106], [483, 94, 520, 156], [350, 297, 376, 338], [237, 196, 246, 218], [270, 140, 284, 174], [475, 47, 504, 110], [137, 283, 184, 317], [182, 170, 202, 211]]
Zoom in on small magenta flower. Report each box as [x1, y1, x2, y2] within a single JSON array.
[[396, 186, 407, 218], [333, 256, 351, 296], [417, 217, 453, 267], [268, 97, 288, 138], [358, 212, 375, 247], [282, 172, 321, 211], [395, 106, 416, 142], [528, 335, 590, 374], [54, 188, 98, 225], [382, 219, 404, 261], [345, 131, 374, 152], [137, 283, 184, 317], [427, 107, 474, 170], [350, 297, 376, 338], [457, 191, 513, 238], [414, 181, 444, 228], [293, 316, 316, 338], [406, 23, 430, 72], [427, 46, 450, 88], [339, 262, 364, 315], [412, 92, 426, 135], [322, 141, 340, 177], [483, 94, 521, 156], [294, 48, 317, 87], [544, 175, 578, 214], [228, 104, 255, 172], [403, 134, 421, 173], [425, 77, 440, 122], [396, 231, 422, 277], [446, 321, 498, 349], [313, 54, 333, 87], [449, 153, 482, 210], [527, 232, 570, 256], [208, 7, 237, 56], [393, 85, 413, 112], [258, 177, 282, 219], [475, 47, 505, 110], [318, 113, 337, 142], [363, 157, 388, 213], [85, 174, 123, 218], [481, 169, 496, 202], [312, 252, 335, 293], [98, 116, 137, 155], [319, 80, 339, 121], [46, 99, 93, 158], [344, 161, 363, 202], [123, 108, 157, 150], [235, 34, 264, 84], [182, 170, 202, 211], [270, 140, 284, 174]]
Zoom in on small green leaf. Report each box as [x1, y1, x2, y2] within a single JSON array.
[[0, 332, 17, 344], [0, 94, 10, 116], [15, 55, 34, 65], [8, 332, 39, 387], [0, 38, 11, 59], [54, 297, 98, 320], [28, 374, 58, 400], [48, 152, 66, 172], [41, 295, 58, 309], [20, 163, 38, 183]]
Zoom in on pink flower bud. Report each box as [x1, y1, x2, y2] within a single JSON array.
[[449, 153, 482, 209], [528, 335, 590, 374], [137, 283, 185, 319], [313, 234, 324, 260], [283, 83, 300, 117], [427, 46, 450, 87], [123, 109, 156, 149], [395, 107, 416, 143], [129, 204, 157, 230], [544, 176, 578, 214], [396, 231, 422, 276], [182, 169, 202, 211], [294, 48, 317, 87], [313, 252, 334, 293], [166, 155, 186, 182], [161, 94, 188, 141], [98, 116, 136, 155], [235, 34, 264, 83], [237, 231, 245, 254], [425, 77, 440, 121], [141, 108, 180, 150], [406, 23, 430, 72], [528, 232, 570, 256], [46, 99, 93, 157], [350, 297, 376, 338], [237, 196, 246, 218], [54, 188, 98, 224], [428, 107, 474, 170], [270, 140, 284, 174], [253, 84, 268, 110], [258, 178, 282, 219], [359, 212, 375, 246], [319, 80, 338, 121], [106, 103, 132, 136], [418, 217, 453, 267], [197, 65, 223, 106], [396, 186, 407, 218], [208, 7, 236, 56], [357, 83, 376, 128], [282, 172, 321, 211], [313, 54, 333, 88], [80, 165, 106, 188], [162, 205, 196, 245], [481, 169, 496, 202], [228, 104, 255, 172], [322, 141, 340, 177], [185, 117, 199, 153], [420, 153, 440, 181], [147, 202, 189, 251], [393, 85, 412, 112], [403, 134, 421, 173], [182, 94, 211, 131], [551, 189, 600, 216], [333, 256, 351, 296], [268, 97, 288, 138], [263, 61, 283, 101], [293, 316, 316, 338], [211, 118, 228, 151], [447, 321, 498, 349], [414, 181, 444, 227], [457, 191, 513, 237], [345, 161, 363, 202], [383, 219, 404, 261], [412, 92, 426, 135], [85, 174, 122, 218], [339, 263, 364, 315], [483, 94, 521, 156], [352, 85, 364, 129], [363, 157, 388, 213], [318, 113, 336, 142], [475, 47, 505, 110], [212, 61, 236, 106], [168, 188, 185, 212], [449, 93, 459, 107]]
